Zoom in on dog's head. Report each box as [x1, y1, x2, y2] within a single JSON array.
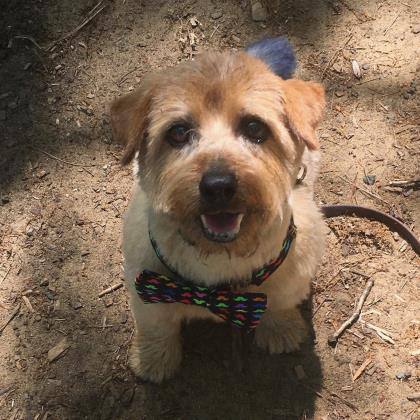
[[111, 39, 324, 256]]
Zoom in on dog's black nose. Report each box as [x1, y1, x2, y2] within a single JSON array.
[[199, 169, 237, 206]]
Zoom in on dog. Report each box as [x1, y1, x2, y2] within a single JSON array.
[[110, 37, 327, 383]]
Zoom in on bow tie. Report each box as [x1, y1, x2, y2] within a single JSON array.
[[135, 217, 296, 330]]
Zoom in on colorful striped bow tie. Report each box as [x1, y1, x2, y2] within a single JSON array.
[[135, 217, 296, 330], [136, 271, 267, 329]]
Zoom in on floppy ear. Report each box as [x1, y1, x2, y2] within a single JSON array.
[[281, 79, 325, 150], [110, 79, 155, 164]]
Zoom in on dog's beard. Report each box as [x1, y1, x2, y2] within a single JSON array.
[[155, 203, 280, 258]]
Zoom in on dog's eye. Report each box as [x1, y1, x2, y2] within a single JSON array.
[[166, 124, 192, 147], [240, 118, 270, 144]]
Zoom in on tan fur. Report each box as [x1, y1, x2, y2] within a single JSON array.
[[111, 51, 327, 382]]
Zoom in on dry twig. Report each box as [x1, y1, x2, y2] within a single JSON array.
[[338, 175, 390, 206], [360, 320, 395, 344], [22, 296, 35, 313], [383, 12, 401, 35], [0, 305, 20, 335], [0, 266, 12, 286], [321, 35, 353, 80], [98, 283, 123, 298], [328, 278, 374, 346], [352, 358, 372, 381], [300, 382, 358, 412], [10, 2, 107, 52], [31, 147, 102, 168], [388, 179, 420, 190]]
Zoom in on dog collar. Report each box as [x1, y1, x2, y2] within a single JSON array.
[[135, 217, 296, 330]]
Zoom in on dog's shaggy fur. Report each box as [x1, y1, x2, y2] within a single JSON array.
[[111, 50, 327, 382]]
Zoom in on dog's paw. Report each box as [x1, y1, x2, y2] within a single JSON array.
[[129, 330, 182, 383], [254, 308, 307, 354]]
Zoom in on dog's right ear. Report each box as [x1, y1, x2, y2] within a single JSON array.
[[110, 79, 155, 165]]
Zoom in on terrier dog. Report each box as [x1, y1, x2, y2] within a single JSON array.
[[111, 37, 326, 382]]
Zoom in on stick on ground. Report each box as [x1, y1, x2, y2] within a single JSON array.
[[0, 305, 20, 335], [98, 283, 123, 298], [328, 278, 374, 346]]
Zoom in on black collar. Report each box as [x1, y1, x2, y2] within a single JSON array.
[[148, 216, 296, 288]]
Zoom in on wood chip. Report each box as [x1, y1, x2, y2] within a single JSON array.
[[352, 358, 372, 381], [351, 60, 362, 78], [98, 282, 123, 298], [22, 296, 35, 312], [48, 338, 70, 362]]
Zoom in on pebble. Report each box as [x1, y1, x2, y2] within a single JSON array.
[[412, 24, 420, 34], [362, 63, 370, 70], [189, 17, 199, 27], [403, 188, 413, 197], [332, 63, 342, 73], [251, 1, 267, 22], [335, 90, 345, 97], [211, 10, 223, 20], [36, 170, 49, 179], [72, 302, 83, 310], [0, 195, 10, 205], [363, 175, 376, 185], [395, 370, 412, 380], [40, 279, 49, 286]]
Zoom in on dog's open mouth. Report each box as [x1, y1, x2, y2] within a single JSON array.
[[200, 213, 244, 242]]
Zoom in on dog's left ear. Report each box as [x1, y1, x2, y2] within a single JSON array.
[[110, 77, 155, 165], [281, 79, 325, 150]]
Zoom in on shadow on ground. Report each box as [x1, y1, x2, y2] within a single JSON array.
[[3, 0, 416, 419], [137, 306, 321, 420]]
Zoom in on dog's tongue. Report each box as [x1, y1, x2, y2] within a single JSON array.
[[202, 213, 240, 233]]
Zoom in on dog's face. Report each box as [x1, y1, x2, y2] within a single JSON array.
[[111, 52, 324, 256]]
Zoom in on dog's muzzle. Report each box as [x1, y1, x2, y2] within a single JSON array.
[[198, 168, 243, 242]]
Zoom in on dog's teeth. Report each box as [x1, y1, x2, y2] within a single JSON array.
[[200, 214, 209, 229], [200, 213, 244, 243]]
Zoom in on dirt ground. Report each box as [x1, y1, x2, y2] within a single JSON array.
[[0, 0, 419, 419]]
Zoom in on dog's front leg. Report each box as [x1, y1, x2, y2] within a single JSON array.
[[129, 303, 182, 383], [254, 307, 308, 354]]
